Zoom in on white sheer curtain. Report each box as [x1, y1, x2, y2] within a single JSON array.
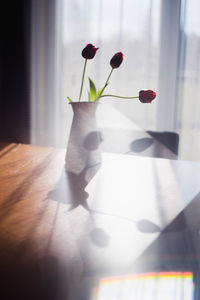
[[31, 0, 200, 161], [61, 0, 160, 147], [31, 0, 62, 146], [176, 0, 200, 160]]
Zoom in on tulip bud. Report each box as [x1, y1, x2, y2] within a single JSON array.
[[110, 52, 124, 69], [82, 44, 99, 59], [139, 90, 156, 103]]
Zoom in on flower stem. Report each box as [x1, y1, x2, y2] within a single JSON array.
[[79, 59, 87, 102], [100, 94, 139, 99], [105, 68, 114, 87], [96, 68, 114, 100]]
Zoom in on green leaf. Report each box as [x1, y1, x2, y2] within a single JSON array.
[[67, 96, 73, 103], [88, 77, 97, 102], [97, 86, 105, 98], [97, 87, 104, 98]]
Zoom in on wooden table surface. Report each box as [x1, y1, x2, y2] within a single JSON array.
[[1, 142, 200, 300]]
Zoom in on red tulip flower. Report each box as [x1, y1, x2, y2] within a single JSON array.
[[110, 52, 124, 69], [82, 44, 99, 59], [139, 90, 156, 103], [78, 43, 99, 101], [68, 44, 157, 103]]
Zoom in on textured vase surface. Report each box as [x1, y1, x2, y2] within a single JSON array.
[[65, 102, 101, 174]]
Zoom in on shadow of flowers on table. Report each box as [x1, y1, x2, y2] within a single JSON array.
[[136, 219, 161, 233], [89, 228, 110, 247], [128, 138, 154, 153], [47, 166, 161, 249]]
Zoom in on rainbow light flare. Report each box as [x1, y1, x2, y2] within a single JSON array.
[[91, 272, 194, 300]]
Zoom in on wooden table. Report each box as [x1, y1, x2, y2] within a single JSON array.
[[1, 142, 200, 299]]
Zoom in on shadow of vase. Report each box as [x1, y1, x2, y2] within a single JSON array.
[[65, 102, 102, 175]]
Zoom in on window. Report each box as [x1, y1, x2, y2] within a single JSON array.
[[31, 0, 200, 161]]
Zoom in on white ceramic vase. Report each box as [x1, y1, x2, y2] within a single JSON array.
[[65, 102, 101, 174]]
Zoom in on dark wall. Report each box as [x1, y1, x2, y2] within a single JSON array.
[[0, 0, 31, 144]]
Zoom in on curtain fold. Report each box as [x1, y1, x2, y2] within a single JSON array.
[[31, 0, 62, 146]]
